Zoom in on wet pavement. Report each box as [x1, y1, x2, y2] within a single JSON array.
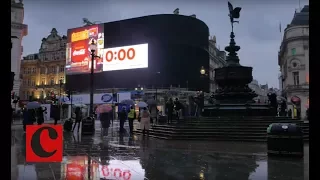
[[11, 121, 309, 180]]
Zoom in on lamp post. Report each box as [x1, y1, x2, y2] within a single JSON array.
[[154, 72, 160, 101], [88, 40, 99, 116], [59, 79, 64, 120]]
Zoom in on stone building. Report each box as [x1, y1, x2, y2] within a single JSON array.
[[11, 0, 28, 97], [248, 79, 268, 103], [20, 28, 67, 102], [278, 5, 309, 118], [208, 36, 227, 92]]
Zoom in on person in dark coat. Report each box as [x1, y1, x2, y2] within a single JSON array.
[[51, 105, 60, 125], [100, 112, 112, 136], [23, 109, 35, 132], [36, 106, 47, 125], [174, 98, 182, 120], [288, 109, 292, 119], [118, 107, 127, 133], [166, 98, 174, 124], [72, 107, 82, 132]]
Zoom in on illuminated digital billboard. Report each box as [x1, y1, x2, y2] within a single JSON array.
[[66, 24, 104, 75], [103, 43, 148, 72]]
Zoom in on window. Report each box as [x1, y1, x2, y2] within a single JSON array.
[[50, 78, 54, 85], [27, 79, 31, 86], [27, 68, 31, 74], [32, 67, 36, 73], [26, 91, 29, 98], [40, 67, 46, 74], [23, 68, 27, 74], [291, 48, 296, 55], [51, 66, 56, 73], [293, 72, 299, 86], [31, 79, 35, 86], [60, 65, 64, 72], [41, 78, 45, 85], [292, 62, 297, 67]]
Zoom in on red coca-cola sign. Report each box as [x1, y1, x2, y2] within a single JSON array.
[[71, 40, 89, 63]]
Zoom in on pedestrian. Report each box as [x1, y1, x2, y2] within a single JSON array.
[[166, 98, 174, 124], [36, 106, 47, 125], [306, 108, 309, 121], [22, 109, 29, 132], [118, 107, 127, 133], [127, 106, 136, 135], [100, 111, 112, 136], [140, 107, 151, 136], [51, 105, 60, 125], [174, 98, 182, 120], [23, 108, 36, 132], [149, 105, 158, 125], [72, 107, 82, 132], [288, 108, 292, 119]]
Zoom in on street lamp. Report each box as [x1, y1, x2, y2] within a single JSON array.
[[59, 79, 64, 120], [200, 66, 206, 75], [89, 40, 99, 116]]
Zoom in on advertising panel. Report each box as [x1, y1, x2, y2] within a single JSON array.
[[103, 43, 148, 72], [66, 25, 104, 75]]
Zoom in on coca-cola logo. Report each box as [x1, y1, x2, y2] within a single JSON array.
[[73, 49, 86, 56]]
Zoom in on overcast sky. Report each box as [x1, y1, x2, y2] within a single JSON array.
[[21, 0, 309, 88]]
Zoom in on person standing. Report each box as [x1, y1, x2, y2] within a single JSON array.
[[140, 107, 151, 136], [36, 106, 47, 125], [174, 98, 182, 120], [166, 98, 174, 124], [72, 107, 82, 132], [100, 111, 112, 136], [118, 107, 127, 133], [127, 106, 136, 135]]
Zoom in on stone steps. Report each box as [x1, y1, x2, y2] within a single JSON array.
[[134, 117, 309, 142]]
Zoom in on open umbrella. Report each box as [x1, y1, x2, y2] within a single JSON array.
[[137, 101, 148, 108], [120, 99, 135, 106], [26, 101, 41, 109], [96, 104, 113, 113]]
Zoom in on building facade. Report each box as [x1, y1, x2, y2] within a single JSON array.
[[20, 28, 67, 102], [248, 79, 268, 103], [278, 5, 309, 118], [11, 0, 28, 97], [208, 36, 227, 92]]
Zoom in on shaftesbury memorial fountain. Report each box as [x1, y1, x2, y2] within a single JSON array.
[[203, 2, 272, 117]]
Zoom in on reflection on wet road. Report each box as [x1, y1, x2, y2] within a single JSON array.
[[11, 121, 309, 180]]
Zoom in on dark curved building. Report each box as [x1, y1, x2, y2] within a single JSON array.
[[66, 14, 210, 92]]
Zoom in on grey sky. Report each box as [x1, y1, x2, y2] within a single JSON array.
[[22, 0, 309, 88]]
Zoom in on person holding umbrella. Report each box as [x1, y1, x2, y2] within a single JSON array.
[[97, 104, 113, 136], [118, 107, 127, 133], [36, 106, 47, 125]]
